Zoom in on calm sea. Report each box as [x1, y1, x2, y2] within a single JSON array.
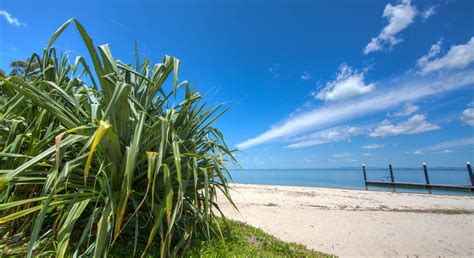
[[227, 167, 474, 196]]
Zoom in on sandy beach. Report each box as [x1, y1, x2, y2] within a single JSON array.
[[218, 184, 474, 257]]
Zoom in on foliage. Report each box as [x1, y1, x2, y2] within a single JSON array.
[[0, 18, 236, 257], [8, 58, 40, 79], [1, 219, 333, 257]]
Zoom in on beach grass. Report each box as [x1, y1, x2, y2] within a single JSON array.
[[108, 219, 334, 257], [185, 219, 333, 257]]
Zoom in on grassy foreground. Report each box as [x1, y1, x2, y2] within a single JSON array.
[[184, 220, 333, 257], [1, 219, 333, 257], [109, 219, 333, 257]]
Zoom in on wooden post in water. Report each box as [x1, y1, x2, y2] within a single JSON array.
[[362, 164, 367, 183], [467, 162, 474, 186], [389, 164, 395, 183], [422, 162, 430, 186]]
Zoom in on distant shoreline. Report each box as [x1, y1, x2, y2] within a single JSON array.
[[226, 168, 474, 196], [229, 167, 468, 170], [227, 181, 474, 195], [226, 182, 474, 196]]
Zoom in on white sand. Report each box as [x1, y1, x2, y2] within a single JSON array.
[[218, 184, 474, 257]]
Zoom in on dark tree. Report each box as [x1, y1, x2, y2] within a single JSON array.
[[9, 58, 40, 79]]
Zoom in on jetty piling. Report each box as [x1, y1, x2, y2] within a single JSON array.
[[388, 164, 395, 182], [467, 162, 474, 186], [422, 162, 430, 186], [363, 162, 474, 192], [362, 164, 367, 182]]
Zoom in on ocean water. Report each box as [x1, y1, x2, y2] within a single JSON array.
[[227, 167, 474, 196]]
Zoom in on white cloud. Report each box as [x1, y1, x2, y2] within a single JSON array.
[[301, 72, 312, 80], [364, 38, 384, 54], [364, 0, 417, 54], [269, 63, 280, 78], [362, 144, 384, 149], [327, 159, 345, 163], [413, 150, 423, 155], [286, 126, 365, 148], [370, 114, 440, 137], [418, 37, 474, 75], [417, 39, 443, 70], [441, 149, 455, 153], [461, 107, 474, 126], [417, 137, 474, 152], [328, 158, 357, 163], [252, 156, 265, 165], [421, 5, 437, 21], [362, 153, 372, 156], [0, 10, 23, 27], [286, 113, 438, 149], [332, 152, 353, 158], [313, 64, 375, 101], [299, 157, 312, 163], [390, 103, 419, 117], [236, 69, 474, 149], [329, 152, 357, 163]]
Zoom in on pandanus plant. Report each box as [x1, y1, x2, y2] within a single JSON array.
[[0, 19, 237, 257]]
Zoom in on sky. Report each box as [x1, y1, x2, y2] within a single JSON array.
[[1, 0, 473, 168]]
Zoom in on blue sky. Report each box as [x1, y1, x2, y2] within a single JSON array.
[[1, 0, 473, 168]]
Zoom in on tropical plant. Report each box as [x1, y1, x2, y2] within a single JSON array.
[[0, 18, 237, 257]]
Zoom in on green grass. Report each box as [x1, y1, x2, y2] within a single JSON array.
[[185, 220, 332, 257], [108, 219, 333, 257]]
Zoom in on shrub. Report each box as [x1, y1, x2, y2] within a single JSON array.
[[0, 18, 236, 257]]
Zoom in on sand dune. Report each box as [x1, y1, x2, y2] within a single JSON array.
[[218, 184, 474, 257]]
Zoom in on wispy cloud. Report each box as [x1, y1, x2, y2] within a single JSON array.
[[0, 10, 23, 27], [286, 126, 366, 148], [329, 152, 357, 163], [362, 144, 384, 149], [312, 64, 375, 102], [416, 137, 474, 153], [268, 63, 280, 78], [332, 152, 353, 158], [440, 149, 455, 153], [286, 113, 440, 149], [390, 103, 419, 117], [417, 37, 474, 75], [298, 157, 312, 163], [301, 71, 312, 80], [236, 69, 474, 149], [416, 38, 443, 70], [364, 0, 417, 55], [421, 5, 438, 21], [369, 114, 440, 137]]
